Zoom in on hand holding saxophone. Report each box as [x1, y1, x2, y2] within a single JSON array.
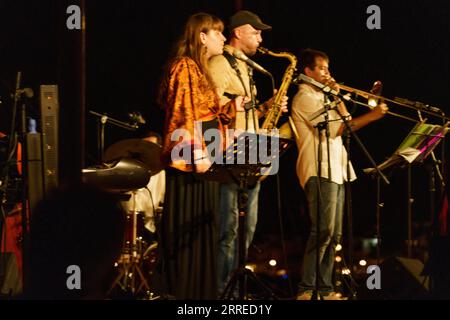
[[261, 89, 289, 114], [234, 96, 252, 112]]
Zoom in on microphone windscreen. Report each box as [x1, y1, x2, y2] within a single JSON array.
[[23, 88, 34, 98]]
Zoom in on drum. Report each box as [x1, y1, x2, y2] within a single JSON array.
[[122, 210, 147, 255]]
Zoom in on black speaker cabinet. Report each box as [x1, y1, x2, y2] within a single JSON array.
[[360, 256, 430, 300]]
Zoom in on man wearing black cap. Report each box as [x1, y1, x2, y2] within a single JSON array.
[[209, 10, 288, 297]]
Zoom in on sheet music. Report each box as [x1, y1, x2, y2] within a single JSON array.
[[397, 122, 449, 163], [396, 147, 421, 163], [364, 121, 449, 174]]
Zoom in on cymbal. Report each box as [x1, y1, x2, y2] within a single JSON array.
[[104, 138, 164, 175], [82, 158, 151, 193]]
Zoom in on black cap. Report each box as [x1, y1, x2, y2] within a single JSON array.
[[228, 10, 272, 31]]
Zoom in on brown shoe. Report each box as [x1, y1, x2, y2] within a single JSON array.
[[323, 292, 348, 300], [296, 290, 313, 300]]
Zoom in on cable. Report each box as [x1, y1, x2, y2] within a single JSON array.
[[337, 249, 360, 295], [275, 174, 293, 297]]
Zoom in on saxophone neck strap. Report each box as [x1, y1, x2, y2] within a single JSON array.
[[223, 50, 249, 97]]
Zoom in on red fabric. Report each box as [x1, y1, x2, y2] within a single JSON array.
[[438, 192, 449, 236], [16, 142, 22, 175], [1, 204, 24, 278]]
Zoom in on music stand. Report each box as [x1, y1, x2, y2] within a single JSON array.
[[204, 131, 287, 300], [364, 121, 449, 260]]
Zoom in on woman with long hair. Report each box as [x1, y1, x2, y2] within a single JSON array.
[[158, 12, 246, 299]]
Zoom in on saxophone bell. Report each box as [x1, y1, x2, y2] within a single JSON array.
[[257, 47, 298, 135]]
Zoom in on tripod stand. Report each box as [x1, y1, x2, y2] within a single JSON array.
[[220, 166, 278, 300], [364, 120, 449, 260], [203, 130, 281, 300], [309, 105, 332, 301], [108, 190, 152, 297]]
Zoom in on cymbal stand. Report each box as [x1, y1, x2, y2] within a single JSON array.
[[109, 191, 151, 297], [88, 110, 138, 163]]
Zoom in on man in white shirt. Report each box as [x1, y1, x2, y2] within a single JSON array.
[[291, 49, 388, 300]]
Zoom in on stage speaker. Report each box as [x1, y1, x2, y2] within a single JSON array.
[[422, 236, 450, 299], [26, 130, 43, 215], [378, 256, 429, 299], [40, 85, 59, 194]]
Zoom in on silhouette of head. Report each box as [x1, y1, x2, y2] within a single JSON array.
[[29, 183, 126, 299]]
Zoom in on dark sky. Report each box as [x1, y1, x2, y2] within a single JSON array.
[[0, 0, 449, 254]]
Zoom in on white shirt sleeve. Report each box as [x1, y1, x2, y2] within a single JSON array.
[[293, 90, 342, 138]]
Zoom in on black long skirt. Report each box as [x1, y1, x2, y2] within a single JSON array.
[[160, 168, 219, 299]]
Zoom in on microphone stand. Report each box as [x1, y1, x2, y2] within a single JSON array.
[[311, 96, 347, 300], [19, 86, 30, 296], [246, 67, 258, 134], [332, 105, 390, 299], [0, 71, 32, 294], [88, 110, 138, 164], [337, 103, 390, 266], [311, 97, 333, 300], [343, 116, 357, 299]]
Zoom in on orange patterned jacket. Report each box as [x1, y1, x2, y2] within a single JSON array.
[[161, 57, 235, 172]]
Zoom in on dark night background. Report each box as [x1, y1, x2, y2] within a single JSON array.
[[0, 0, 449, 295]]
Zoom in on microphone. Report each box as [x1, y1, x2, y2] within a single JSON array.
[[423, 105, 443, 114], [13, 87, 34, 99], [394, 97, 443, 114], [295, 73, 351, 101], [232, 49, 272, 76], [128, 111, 146, 126], [308, 99, 341, 121]]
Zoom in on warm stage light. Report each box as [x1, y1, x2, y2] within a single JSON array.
[[245, 264, 256, 272], [269, 259, 277, 267], [335, 256, 342, 263], [368, 80, 382, 108], [276, 269, 287, 277], [359, 259, 367, 266], [368, 98, 378, 108], [335, 244, 342, 251], [341, 268, 351, 275]]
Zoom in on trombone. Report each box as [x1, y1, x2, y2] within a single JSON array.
[[338, 83, 450, 123]]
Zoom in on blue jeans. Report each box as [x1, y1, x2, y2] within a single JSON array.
[[298, 177, 345, 293], [217, 182, 260, 293]]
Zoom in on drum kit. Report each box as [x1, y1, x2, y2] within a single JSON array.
[[82, 138, 164, 298]]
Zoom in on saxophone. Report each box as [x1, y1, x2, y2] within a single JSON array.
[[257, 47, 298, 140]]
